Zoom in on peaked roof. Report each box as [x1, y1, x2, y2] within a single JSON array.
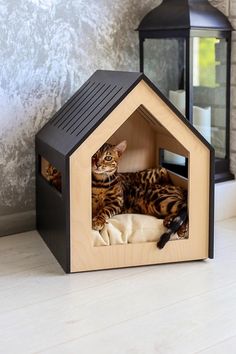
[[137, 0, 232, 32], [36, 70, 214, 157], [37, 71, 144, 156]]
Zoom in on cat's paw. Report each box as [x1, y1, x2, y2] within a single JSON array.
[[92, 216, 106, 231], [177, 222, 189, 238], [163, 215, 174, 228]]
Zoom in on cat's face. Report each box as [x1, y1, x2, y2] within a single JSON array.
[[92, 141, 127, 178], [46, 165, 57, 177]]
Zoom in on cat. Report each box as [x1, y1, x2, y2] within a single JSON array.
[[45, 164, 62, 192], [92, 140, 188, 249]]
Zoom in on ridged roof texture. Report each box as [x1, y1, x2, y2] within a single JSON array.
[[37, 71, 143, 156], [36, 69, 214, 157]]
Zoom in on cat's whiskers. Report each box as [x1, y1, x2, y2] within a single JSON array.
[[106, 172, 110, 184], [105, 172, 112, 184]]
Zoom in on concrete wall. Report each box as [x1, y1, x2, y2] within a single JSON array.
[[0, 0, 235, 236], [0, 0, 159, 236]]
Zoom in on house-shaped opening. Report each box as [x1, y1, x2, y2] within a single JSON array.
[[91, 104, 189, 247]]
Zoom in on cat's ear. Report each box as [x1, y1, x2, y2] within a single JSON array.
[[114, 140, 127, 156]]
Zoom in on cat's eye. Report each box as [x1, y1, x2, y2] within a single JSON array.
[[105, 156, 112, 161]]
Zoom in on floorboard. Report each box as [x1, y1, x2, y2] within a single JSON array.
[[0, 218, 236, 354]]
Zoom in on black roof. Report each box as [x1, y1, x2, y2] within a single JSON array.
[[137, 0, 232, 32], [37, 71, 144, 156], [36, 70, 214, 157]]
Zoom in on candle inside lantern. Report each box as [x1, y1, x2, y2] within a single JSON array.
[[164, 90, 186, 165], [193, 106, 211, 143], [169, 89, 186, 116]]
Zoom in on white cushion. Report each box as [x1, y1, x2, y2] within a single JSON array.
[[92, 214, 179, 246]]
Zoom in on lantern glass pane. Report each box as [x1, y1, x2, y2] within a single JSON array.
[[144, 38, 186, 116], [192, 37, 227, 159]]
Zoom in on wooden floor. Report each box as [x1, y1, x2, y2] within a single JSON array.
[[1, 219, 236, 354]]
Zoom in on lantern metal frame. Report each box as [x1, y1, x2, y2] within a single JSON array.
[[138, 0, 233, 182]]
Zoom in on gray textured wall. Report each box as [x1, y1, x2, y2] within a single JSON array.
[[0, 0, 234, 236], [0, 0, 160, 235]]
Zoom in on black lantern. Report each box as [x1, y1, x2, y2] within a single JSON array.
[[138, 0, 233, 182]]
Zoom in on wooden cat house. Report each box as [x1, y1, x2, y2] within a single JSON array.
[[36, 70, 214, 273]]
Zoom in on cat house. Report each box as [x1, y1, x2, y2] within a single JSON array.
[[36, 70, 214, 273]]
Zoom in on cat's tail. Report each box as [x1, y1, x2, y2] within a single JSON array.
[[157, 207, 188, 249]]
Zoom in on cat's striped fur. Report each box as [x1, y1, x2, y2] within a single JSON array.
[[92, 141, 188, 249], [45, 164, 62, 192]]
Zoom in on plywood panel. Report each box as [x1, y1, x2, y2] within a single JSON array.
[[70, 80, 210, 272], [156, 133, 188, 158], [107, 110, 157, 172], [168, 171, 188, 190], [138, 105, 169, 136]]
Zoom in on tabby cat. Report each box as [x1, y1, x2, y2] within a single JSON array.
[[92, 141, 188, 249], [45, 164, 62, 192]]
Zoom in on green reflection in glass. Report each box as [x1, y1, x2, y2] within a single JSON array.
[[193, 38, 219, 88]]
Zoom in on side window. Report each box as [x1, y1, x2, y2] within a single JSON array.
[[160, 149, 188, 178], [40, 156, 62, 193]]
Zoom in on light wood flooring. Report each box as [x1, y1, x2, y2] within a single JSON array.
[[1, 218, 236, 354]]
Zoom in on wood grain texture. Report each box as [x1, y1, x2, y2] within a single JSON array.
[[70, 80, 210, 272], [0, 219, 235, 354], [107, 109, 157, 172]]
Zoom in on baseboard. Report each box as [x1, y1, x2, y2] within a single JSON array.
[[0, 210, 36, 236], [215, 180, 236, 221]]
